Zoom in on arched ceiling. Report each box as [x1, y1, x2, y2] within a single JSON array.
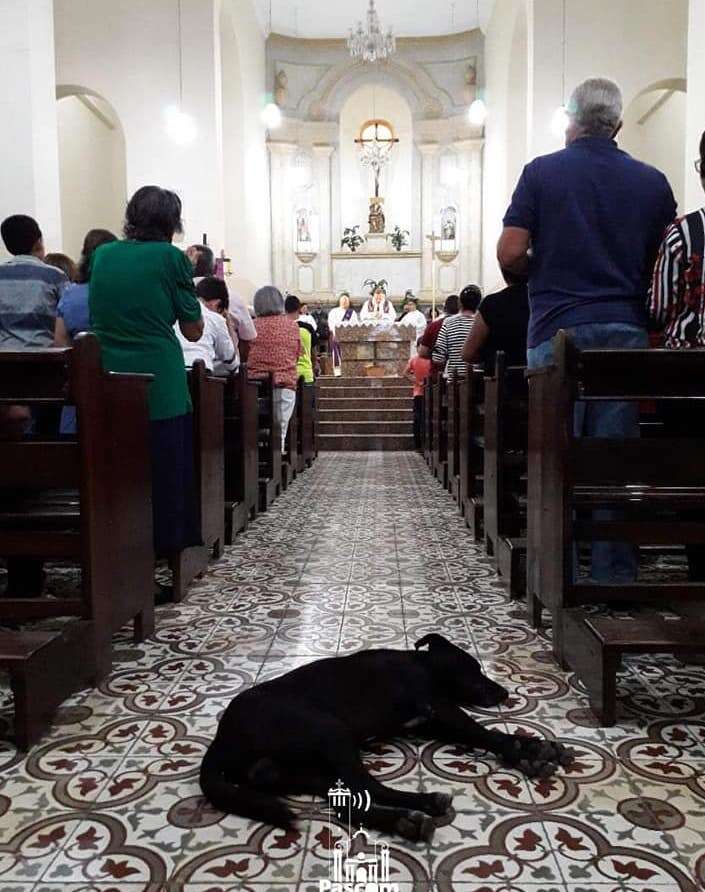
[[254, 0, 494, 39]]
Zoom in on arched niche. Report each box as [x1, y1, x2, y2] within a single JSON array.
[[620, 78, 687, 207], [338, 84, 414, 241], [55, 86, 127, 259]]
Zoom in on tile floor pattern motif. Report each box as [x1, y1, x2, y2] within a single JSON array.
[[0, 452, 704, 891]]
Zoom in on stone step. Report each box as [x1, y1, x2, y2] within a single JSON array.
[[320, 409, 413, 422], [318, 385, 412, 399], [319, 433, 416, 451], [319, 397, 413, 411], [320, 420, 413, 436], [317, 376, 408, 388]]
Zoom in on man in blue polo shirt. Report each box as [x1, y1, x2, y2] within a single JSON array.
[[497, 77, 677, 584]]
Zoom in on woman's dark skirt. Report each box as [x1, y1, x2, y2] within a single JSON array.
[[150, 413, 202, 558]]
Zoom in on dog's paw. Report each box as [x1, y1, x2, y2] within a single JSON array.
[[395, 810, 435, 843], [425, 791, 453, 816], [501, 736, 575, 778]]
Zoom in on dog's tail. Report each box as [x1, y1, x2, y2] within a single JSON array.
[[200, 742, 296, 829]]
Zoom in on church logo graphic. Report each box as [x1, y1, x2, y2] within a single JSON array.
[[319, 780, 399, 892]]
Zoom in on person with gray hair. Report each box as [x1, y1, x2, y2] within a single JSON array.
[[497, 76, 677, 585], [247, 285, 302, 451]]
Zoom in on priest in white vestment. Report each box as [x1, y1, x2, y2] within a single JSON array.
[[398, 295, 428, 340], [328, 293, 359, 376], [360, 286, 397, 325]]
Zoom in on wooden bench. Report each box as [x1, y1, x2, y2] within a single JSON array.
[[458, 367, 485, 540], [171, 362, 226, 601], [423, 373, 434, 468], [252, 374, 282, 512], [446, 373, 461, 502], [483, 353, 528, 598], [0, 335, 154, 744], [431, 374, 448, 488], [527, 331, 705, 674], [563, 610, 705, 725], [223, 367, 259, 543]]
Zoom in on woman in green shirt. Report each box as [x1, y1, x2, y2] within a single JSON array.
[[89, 186, 204, 579]]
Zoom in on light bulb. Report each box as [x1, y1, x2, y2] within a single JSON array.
[[164, 106, 197, 145], [551, 105, 570, 139], [468, 98, 487, 126], [261, 102, 282, 130]]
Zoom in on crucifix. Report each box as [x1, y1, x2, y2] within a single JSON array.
[[354, 121, 399, 198], [355, 120, 399, 235]]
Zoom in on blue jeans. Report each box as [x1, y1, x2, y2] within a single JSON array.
[[528, 323, 648, 584]]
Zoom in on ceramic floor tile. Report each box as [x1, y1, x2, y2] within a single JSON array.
[[0, 453, 702, 891]]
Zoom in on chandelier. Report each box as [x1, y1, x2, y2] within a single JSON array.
[[347, 0, 396, 64]]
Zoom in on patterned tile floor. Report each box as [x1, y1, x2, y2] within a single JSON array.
[[0, 452, 704, 891]]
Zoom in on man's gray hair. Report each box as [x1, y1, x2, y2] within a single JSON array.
[[253, 285, 284, 317], [568, 78, 623, 138]]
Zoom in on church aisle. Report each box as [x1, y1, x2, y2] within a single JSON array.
[[0, 453, 701, 890]]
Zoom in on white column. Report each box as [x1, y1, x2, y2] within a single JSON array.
[[268, 141, 297, 290], [0, 0, 62, 253], [455, 139, 484, 288], [312, 144, 334, 297], [684, 0, 705, 211], [526, 0, 566, 160], [419, 143, 439, 297]]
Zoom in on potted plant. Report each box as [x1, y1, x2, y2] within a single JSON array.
[[387, 225, 410, 252], [341, 225, 365, 253]]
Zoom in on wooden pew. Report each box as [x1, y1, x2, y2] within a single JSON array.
[[431, 374, 448, 487], [459, 367, 485, 540], [446, 373, 461, 501], [223, 367, 259, 543], [171, 362, 225, 601], [0, 335, 154, 746], [423, 373, 434, 468], [253, 374, 282, 512], [483, 354, 528, 597], [298, 379, 315, 470], [527, 332, 705, 722]]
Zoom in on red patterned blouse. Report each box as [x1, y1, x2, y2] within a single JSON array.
[[247, 315, 302, 390]]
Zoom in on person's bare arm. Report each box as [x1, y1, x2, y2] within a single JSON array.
[[179, 318, 204, 342], [462, 314, 489, 364], [54, 317, 71, 348], [497, 227, 531, 275]]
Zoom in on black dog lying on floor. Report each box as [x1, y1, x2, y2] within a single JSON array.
[[200, 634, 574, 841]]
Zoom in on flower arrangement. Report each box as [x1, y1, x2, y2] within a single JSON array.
[[341, 226, 365, 253], [363, 278, 389, 296], [387, 225, 410, 252]]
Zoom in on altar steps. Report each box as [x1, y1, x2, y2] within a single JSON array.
[[317, 376, 415, 451]]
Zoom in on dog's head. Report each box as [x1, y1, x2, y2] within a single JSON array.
[[415, 634, 508, 708]]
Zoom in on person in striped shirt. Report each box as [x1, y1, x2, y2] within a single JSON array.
[[649, 130, 705, 349], [432, 284, 481, 378], [648, 129, 705, 585]]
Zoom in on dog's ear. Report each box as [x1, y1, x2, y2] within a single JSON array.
[[415, 634, 464, 655]]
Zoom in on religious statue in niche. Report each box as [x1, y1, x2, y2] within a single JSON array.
[[274, 69, 288, 107], [368, 199, 386, 235], [296, 208, 312, 245], [441, 207, 457, 243], [463, 62, 477, 104], [355, 119, 398, 236]]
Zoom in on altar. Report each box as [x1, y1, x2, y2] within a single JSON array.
[[335, 323, 417, 377]]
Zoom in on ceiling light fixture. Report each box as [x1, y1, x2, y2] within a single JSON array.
[[467, 0, 487, 126], [551, 0, 569, 139], [347, 0, 396, 64]]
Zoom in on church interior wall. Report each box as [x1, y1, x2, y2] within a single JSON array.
[[481, 0, 689, 291], [52, 0, 271, 294], [56, 93, 127, 260]]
